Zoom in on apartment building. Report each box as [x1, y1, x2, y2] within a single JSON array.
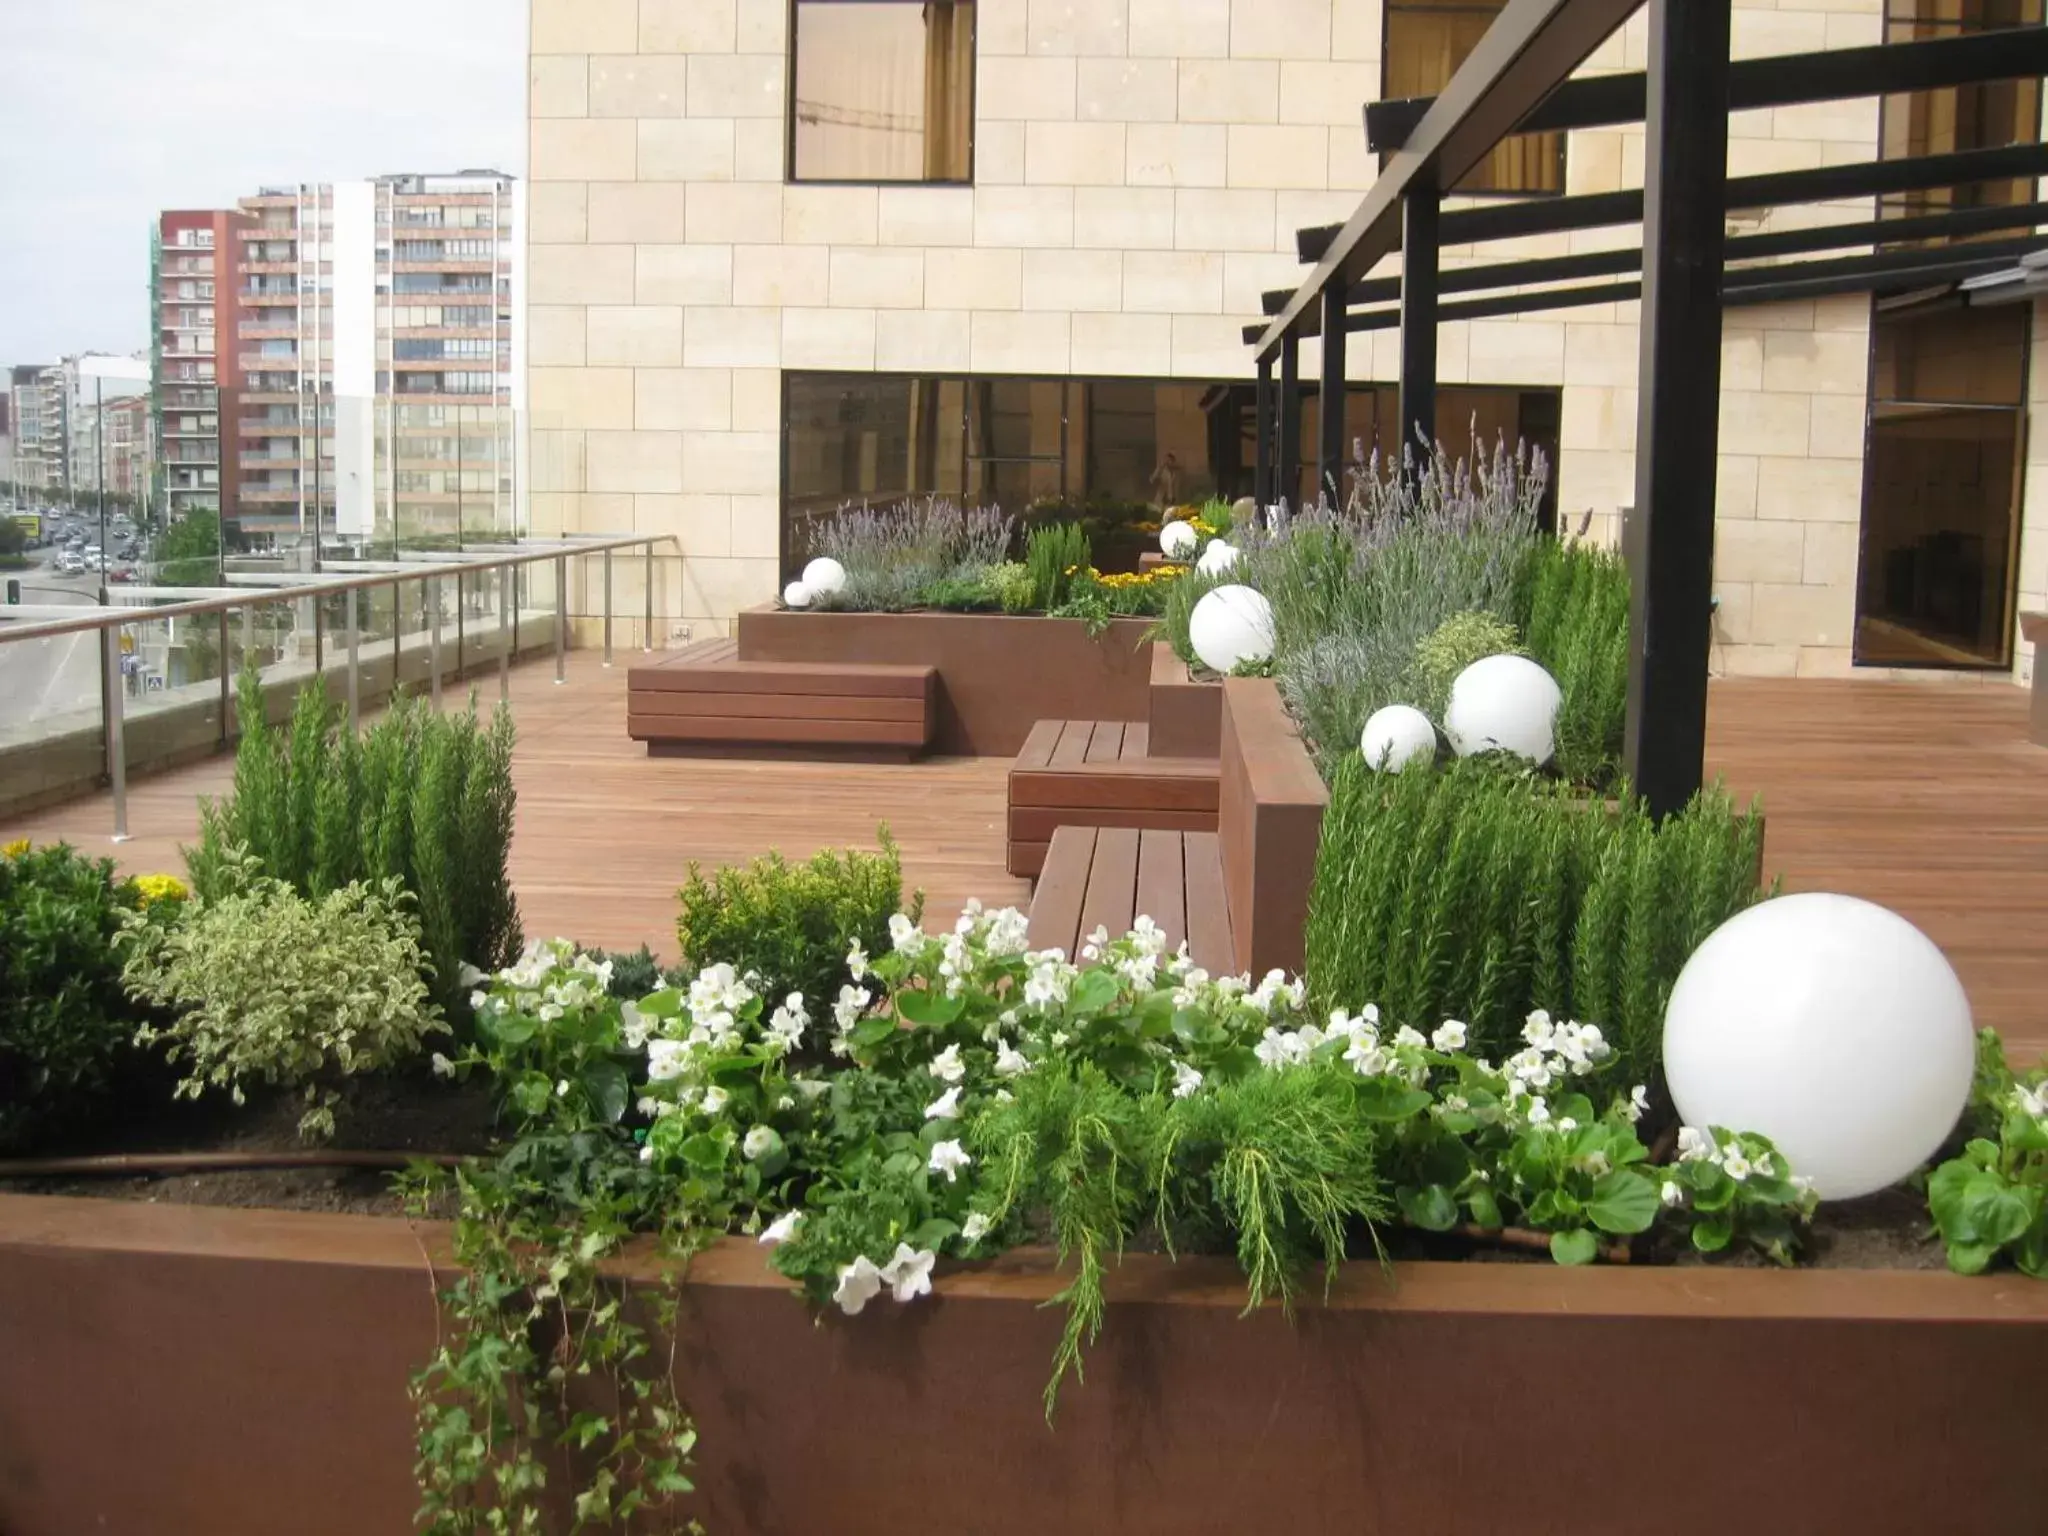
[[71, 393, 154, 505], [524, 0, 2045, 684], [153, 209, 248, 528], [230, 172, 523, 551], [8, 363, 63, 496]]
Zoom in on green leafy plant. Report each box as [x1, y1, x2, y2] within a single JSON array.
[[1412, 610, 1523, 718], [983, 560, 1037, 615], [1025, 521, 1090, 612], [805, 498, 1014, 612], [1517, 539, 1631, 785], [676, 831, 917, 1010], [191, 668, 521, 1018], [578, 944, 686, 1002], [121, 856, 446, 1139], [1928, 1030, 2048, 1277], [0, 839, 162, 1149]]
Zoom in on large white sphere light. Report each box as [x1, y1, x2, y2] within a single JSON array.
[[782, 580, 813, 609], [1444, 654, 1561, 764], [1662, 893, 1974, 1200], [801, 557, 847, 596], [1196, 540, 1239, 577], [1160, 520, 1200, 561], [1187, 585, 1274, 675], [1360, 705, 1438, 772]]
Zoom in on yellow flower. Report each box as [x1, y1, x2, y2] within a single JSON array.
[[2, 838, 28, 860], [134, 873, 190, 906]]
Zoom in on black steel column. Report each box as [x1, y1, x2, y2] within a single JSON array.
[[1254, 355, 1274, 504], [1318, 286, 1348, 505], [1277, 333, 1302, 510], [1398, 188, 1440, 461], [1625, 0, 1731, 819]]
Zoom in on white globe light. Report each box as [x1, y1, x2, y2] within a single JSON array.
[[1444, 654, 1561, 764], [801, 557, 847, 596], [1663, 893, 1974, 1201], [1187, 584, 1274, 675], [1196, 540, 1239, 577], [1360, 705, 1438, 772], [782, 580, 813, 609], [1160, 520, 1200, 560]]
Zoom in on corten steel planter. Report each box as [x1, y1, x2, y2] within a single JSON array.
[[1146, 642, 1222, 759], [735, 606, 1154, 756], [1218, 677, 1327, 978], [2, 1193, 2046, 1536]]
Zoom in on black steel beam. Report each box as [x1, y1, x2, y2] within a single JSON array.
[[1254, 0, 1637, 357], [1254, 356, 1274, 505], [1399, 190, 1441, 462], [1366, 26, 2048, 150], [1277, 334, 1302, 508], [1318, 286, 1348, 502], [1627, 0, 1728, 821]]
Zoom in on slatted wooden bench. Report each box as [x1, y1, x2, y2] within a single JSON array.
[[627, 637, 937, 760], [1007, 719, 1221, 877], [1024, 826, 1234, 974]]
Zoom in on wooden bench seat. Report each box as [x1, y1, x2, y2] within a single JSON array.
[[1025, 826, 1234, 975], [1007, 718, 1221, 877], [627, 637, 937, 759]]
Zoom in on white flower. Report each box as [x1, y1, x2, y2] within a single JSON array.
[[1525, 1097, 1551, 1126], [888, 913, 921, 952], [646, 1039, 689, 1083], [1522, 1010, 1557, 1048], [1752, 1151, 1774, 1178], [793, 1076, 831, 1101], [743, 1125, 779, 1161], [1172, 1060, 1204, 1099], [620, 1003, 649, 1049], [1660, 1180, 1684, 1209], [1431, 1021, 1467, 1052], [555, 1079, 571, 1098], [1675, 1125, 1717, 1163], [880, 1243, 936, 1303], [985, 908, 1032, 958], [994, 1042, 1032, 1078], [1722, 1151, 1752, 1181], [1394, 1025, 1427, 1050], [1255, 1027, 1312, 1069], [1625, 1085, 1650, 1124], [700, 1085, 729, 1116], [468, 990, 487, 1012], [833, 1256, 883, 1315], [775, 1093, 794, 1111], [1342, 1032, 1386, 1077], [928, 1139, 972, 1182], [539, 1003, 564, 1024], [1023, 955, 1072, 1010], [846, 939, 869, 981], [639, 1144, 654, 1163], [961, 1212, 991, 1244], [429, 1052, 456, 1079], [2017, 1082, 2048, 1121], [1556, 1116, 1578, 1133], [993, 1088, 1013, 1104], [924, 1086, 962, 1121], [457, 962, 487, 988], [759, 1210, 804, 1246], [832, 984, 871, 1028], [1579, 1149, 1607, 1176], [928, 1043, 966, 1084], [635, 1096, 660, 1118]]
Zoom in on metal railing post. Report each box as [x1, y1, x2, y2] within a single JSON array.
[[498, 566, 511, 702], [554, 554, 567, 685], [603, 548, 614, 666], [429, 576, 443, 711], [218, 610, 231, 747], [391, 581, 402, 698], [344, 585, 360, 733], [456, 570, 466, 679], [643, 542, 654, 652], [104, 625, 129, 843]]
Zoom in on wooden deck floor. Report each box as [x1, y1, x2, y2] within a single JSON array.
[[3, 656, 2042, 1059]]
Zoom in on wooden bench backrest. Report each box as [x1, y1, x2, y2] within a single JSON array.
[[1217, 679, 1327, 979]]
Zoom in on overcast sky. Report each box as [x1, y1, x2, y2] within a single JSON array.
[[0, 0, 526, 366]]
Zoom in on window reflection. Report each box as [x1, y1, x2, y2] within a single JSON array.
[[792, 1, 974, 182]]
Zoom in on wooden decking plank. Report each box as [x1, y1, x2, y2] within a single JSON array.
[[1085, 722, 1126, 763], [1123, 721, 1149, 759], [1134, 829, 1188, 955], [1049, 721, 1092, 768], [1182, 831, 1233, 976], [1027, 826, 1098, 958], [1076, 827, 1141, 949]]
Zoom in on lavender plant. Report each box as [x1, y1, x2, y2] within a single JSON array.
[[806, 497, 1016, 611]]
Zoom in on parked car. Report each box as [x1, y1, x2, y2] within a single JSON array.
[[56, 552, 84, 575], [109, 566, 136, 584]]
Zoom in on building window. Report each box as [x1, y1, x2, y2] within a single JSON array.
[[1880, 1, 2043, 230], [1382, 1, 1565, 194], [790, 0, 974, 183]]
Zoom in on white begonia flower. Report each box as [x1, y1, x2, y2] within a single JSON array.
[[2015, 1082, 2048, 1121], [1722, 1151, 1753, 1181], [556, 1079, 571, 1098], [1172, 1061, 1204, 1099], [1394, 1025, 1427, 1050], [539, 1003, 565, 1024], [700, 1085, 729, 1116], [743, 1125, 779, 1161], [880, 1243, 937, 1303], [1580, 1150, 1608, 1178], [793, 1076, 831, 1100], [1625, 1085, 1650, 1123], [620, 1003, 649, 1049], [924, 1086, 963, 1121], [469, 990, 487, 1012], [646, 1039, 688, 1083], [759, 1210, 804, 1246], [1431, 1021, 1468, 1052], [994, 1088, 1014, 1104], [1081, 923, 1110, 961], [1441, 1093, 1470, 1115], [961, 1212, 991, 1244], [928, 1139, 972, 1183], [928, 1043, 966, 1084], [1556, 1115, 1579, 1133], [994, 1042, 1031, 1078], [775, 1094, 795, 1111], [1660, 1180, 1684, 1209], [430, 1052, 456, 1079], [833, 1256, 884, 1316], [985, 908, 1032, 959], [1526, 1096, 1551, 1126], [846, 939, 869, 981], [1676, 1126, 1716, 1163], [635, 1096, 661, 1118], [639, 1144, 654, 1163], [1343, 1032, 1386, 1077], [888, 913, 921, 952], [1023, 956, 1072, 1010], [1522, 1010, 1557, 1049], [1752, 1150, 1775, 1178]]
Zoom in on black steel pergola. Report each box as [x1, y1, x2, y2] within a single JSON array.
[[1245, 0, 2048, 818]]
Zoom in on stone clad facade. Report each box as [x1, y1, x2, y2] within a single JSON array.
[[526, 0, 2043, 689]]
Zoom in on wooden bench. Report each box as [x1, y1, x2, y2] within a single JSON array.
[[1024, 826, 1234, 974], [1007, 719, 1221, 877], [2024, 612, 2047, 748], [627, 637, 937, 760]]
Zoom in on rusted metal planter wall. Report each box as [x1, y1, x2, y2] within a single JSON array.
[[1147, 642, 1222, 758], [735, 607, 1154, 755], [6, 1194, 2043, 1536]]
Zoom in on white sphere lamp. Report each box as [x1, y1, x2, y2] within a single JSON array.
[[1160, 520, 1200, 561], [1663, 893, 1974, 1201], [1444, 654, 1562, 764], [781, 580, 813, 610], [1187, 585, 1274, 675], [1196, 540, 1239, 577], [1360, 705, 1438, 772], [801, 557, 847, 596]]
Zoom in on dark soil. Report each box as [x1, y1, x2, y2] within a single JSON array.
[[0, 1070, 501, 1218]]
